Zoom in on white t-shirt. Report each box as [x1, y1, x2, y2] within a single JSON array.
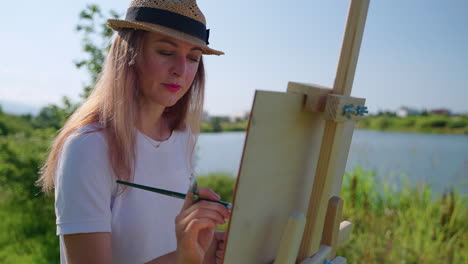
[[55, 123, 193, 264]]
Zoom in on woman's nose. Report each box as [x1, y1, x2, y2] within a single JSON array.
[[171, 55, 187, 77]]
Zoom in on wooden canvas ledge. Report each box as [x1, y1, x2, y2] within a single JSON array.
[[221, 0, 371, 263]]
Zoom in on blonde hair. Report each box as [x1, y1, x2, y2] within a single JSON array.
[[37, 29, 205, 194]]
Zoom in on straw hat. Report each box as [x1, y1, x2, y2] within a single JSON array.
[[107, 0, 223, 55]]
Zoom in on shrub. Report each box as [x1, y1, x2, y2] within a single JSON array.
[[371, 118, 392, 130], [429, 118, 448, 128], [448, 119, 466, 129], [416, 117, 449, 129]]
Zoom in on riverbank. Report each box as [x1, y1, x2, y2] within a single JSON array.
[[356, 114, 468, 135], [200, 114, 468, 135], [197, 169, 468, 263], [0, 110, 465, 262]]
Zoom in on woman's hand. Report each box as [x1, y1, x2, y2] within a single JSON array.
[[175, 187, 230, 264], [203, 231, 226, 264]]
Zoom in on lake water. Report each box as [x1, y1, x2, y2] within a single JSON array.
[[195, 130, 468, 195]]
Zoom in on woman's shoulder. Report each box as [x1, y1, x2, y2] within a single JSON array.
[[76, 121, 104, 134], [57, 122, 112, 179], [63, 122, 108, 154]]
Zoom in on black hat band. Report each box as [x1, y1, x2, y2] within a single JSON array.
[[126, 6, 210, 44]]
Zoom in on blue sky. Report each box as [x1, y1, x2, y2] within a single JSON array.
[[1, 0, 467, 115]]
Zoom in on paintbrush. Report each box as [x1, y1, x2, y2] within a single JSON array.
[[116, 180, 232, 208]]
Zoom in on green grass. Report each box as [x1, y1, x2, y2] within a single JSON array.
[[198, 168, 468, 263], [339, 168, 467, 263]]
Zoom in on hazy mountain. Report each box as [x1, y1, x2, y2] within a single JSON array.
[[0, 100, 42, 115]]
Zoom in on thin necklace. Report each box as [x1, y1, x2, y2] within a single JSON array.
[[139, 117, 171, 149], [141, 133, 162, 148]]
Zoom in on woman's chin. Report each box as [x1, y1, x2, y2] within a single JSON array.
[[153, 95, 181, 107], [160, 100, 181, 109], [164, 98, 180, 107]]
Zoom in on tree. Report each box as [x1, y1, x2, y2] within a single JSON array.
[[210, 117, 223, 132], [74, 5, 120, 99], [33, 97, 78, 130], [32, 4, 118, 127]]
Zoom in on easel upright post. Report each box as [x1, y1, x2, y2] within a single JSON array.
[[297, 0, 371, 262], [221, 1, 371, 263]]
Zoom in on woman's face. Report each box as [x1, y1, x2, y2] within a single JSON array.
[[137, 32, 202, 108]]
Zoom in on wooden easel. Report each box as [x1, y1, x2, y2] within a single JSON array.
[[222, 0, 371, 263]]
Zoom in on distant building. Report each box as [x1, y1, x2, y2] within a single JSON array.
[[397, 107, 420, 118], [429, 108, 451, 115]]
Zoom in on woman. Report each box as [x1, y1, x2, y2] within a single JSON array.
[[37, 0, 230, 263]]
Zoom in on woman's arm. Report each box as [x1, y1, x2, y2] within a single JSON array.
[[63, 187, 229, 264], [64, 232, 179, 264], [63, 232, 112, 264], [149, 187, 229, 264]]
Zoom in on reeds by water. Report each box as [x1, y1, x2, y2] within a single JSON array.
[[339, 168, 467, 263], [199, 169, 468, 263]]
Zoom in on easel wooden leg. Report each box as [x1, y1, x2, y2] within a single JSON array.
[[299, 197, 352, 264], [321, 196, 343, 259], [274, 212, 306, 264]]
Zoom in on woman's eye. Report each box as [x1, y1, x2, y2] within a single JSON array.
[[158, 51, 172, 56], [189, 56, 200, 63]]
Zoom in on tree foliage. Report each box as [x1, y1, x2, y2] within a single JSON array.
[[33, 97, 78, 130], [74, 4, 119, 99], [0, 4, 120, 262], [0, 115, 58, 263]]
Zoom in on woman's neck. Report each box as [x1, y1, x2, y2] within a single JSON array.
[[136, 103, 171, 141]]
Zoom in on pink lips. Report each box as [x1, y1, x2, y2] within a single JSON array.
[[163, 83, 181, 93]]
